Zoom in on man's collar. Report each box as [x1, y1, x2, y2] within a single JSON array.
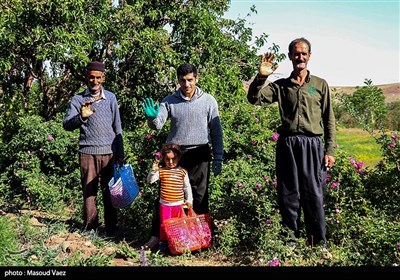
[[84, 87, 106, 100], [289, 70, 311, 84], [179, 88, 197, 100]]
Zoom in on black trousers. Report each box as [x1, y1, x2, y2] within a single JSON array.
[[150, 144, 211, 237], [276, 135, 327, 246]]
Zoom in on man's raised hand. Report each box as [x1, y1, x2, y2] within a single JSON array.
[[141, 97, 160, 119], [259, 52, 279, 77], [81, 101, 96, 119]]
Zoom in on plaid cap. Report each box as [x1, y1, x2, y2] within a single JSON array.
[[86, 61, 105, 72]]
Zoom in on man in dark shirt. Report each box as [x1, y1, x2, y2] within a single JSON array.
[[247, 37, 336, 246]]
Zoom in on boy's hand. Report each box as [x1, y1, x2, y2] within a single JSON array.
[[212, 160, 222, 176], [141, 98, 160, 118]]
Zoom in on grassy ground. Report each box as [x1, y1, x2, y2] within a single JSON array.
[[336, 127, 382, 167]]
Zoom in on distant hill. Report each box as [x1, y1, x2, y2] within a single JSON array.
[[331, 83, 400, 103]]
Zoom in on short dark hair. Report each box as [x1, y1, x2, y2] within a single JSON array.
[[161, 143, 182, 161], [177, 63, 198, 78], [288, 37, 312, 54]]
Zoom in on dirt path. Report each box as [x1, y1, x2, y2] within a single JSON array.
[[2, 209, 231, 267]]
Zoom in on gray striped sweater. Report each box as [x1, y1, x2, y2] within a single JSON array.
[[147, 87, 223, 161], [63, 88, 124, 158]]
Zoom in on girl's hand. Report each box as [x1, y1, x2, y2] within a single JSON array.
[[152, 160, 160, 171], [184, 202, 193, 208]]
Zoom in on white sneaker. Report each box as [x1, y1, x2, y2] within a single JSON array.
[[144, 236, 159, 251]]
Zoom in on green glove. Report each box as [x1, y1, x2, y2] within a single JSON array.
[[141, 97, 160, 118]]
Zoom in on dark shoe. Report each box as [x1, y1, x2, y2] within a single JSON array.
[[286, 233, 297, 246], [82, 222, 99, 232], [80, 228, 98, 236], [144, 236, 160, 251], [158, 240, 169, 255], [105, 226, 120, 237]]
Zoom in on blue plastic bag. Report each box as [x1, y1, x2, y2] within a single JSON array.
[[108, 164, 139, 208]]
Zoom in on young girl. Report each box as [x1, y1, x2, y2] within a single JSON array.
[[146, 143, 193, 253]]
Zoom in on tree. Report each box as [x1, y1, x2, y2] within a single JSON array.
[[0, 0, 115, 120], [337, 79, 387, 132], [0, 0, 276, 128]]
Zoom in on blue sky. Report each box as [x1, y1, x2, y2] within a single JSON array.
[[224, 0, 400, 86]]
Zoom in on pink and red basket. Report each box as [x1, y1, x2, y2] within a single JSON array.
[[163, 207, 212, 255]]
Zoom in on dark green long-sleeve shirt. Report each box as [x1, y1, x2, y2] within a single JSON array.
[[247, 71, 336, 156]]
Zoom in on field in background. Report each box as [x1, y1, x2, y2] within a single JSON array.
[[331, 84, 398, 167], [336, 127, 382, 167]]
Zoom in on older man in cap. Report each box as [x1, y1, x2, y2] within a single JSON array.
[[63, 61, 124, 236]]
